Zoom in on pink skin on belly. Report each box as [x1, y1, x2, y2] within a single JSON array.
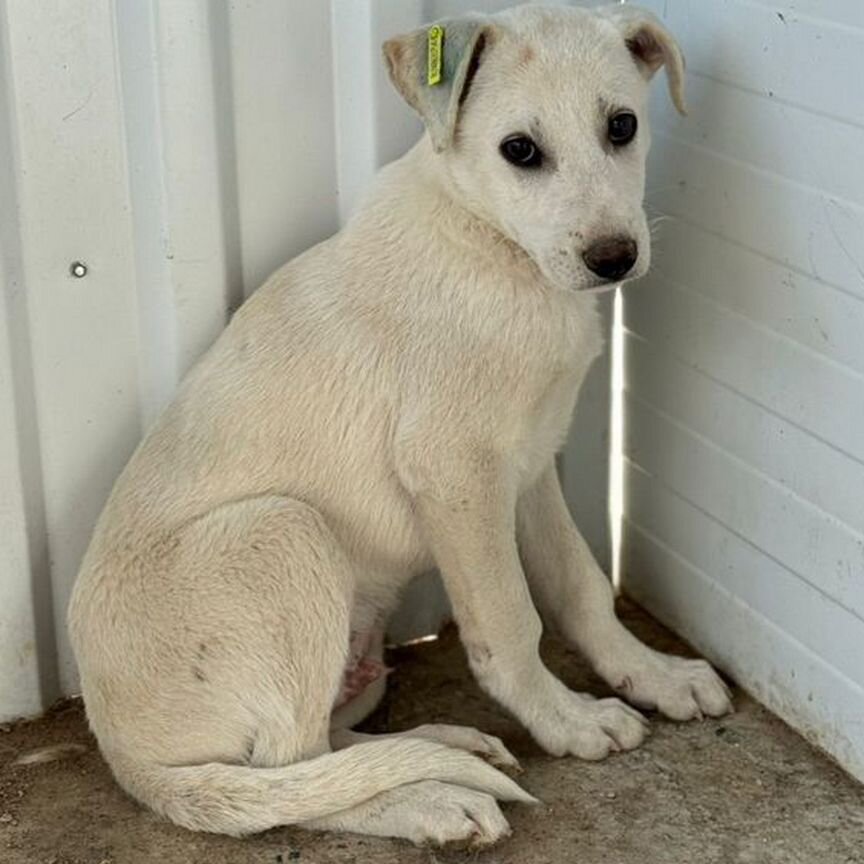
[[334, 629, 391, 709]]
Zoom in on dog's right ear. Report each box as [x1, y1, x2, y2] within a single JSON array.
[[383, 17, 493, 153]]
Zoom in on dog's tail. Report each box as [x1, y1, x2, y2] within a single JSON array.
[[109, 736, 535, 836]]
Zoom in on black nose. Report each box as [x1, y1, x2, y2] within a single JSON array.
[[582, 236, 638, 281]]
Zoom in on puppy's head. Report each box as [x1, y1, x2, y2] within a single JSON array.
[[383, 4, 685, 292]]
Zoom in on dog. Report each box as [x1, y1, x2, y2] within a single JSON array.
[[68, 3, 732, 846]]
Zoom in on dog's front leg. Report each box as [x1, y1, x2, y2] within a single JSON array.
[[517, 464, 733, 720], [400, 444, 647, 760]]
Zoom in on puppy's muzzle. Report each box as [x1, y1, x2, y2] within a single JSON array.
[[582, 236, 638, 281]]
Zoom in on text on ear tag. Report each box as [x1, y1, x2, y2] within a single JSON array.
[[427, 25, 444, 85]]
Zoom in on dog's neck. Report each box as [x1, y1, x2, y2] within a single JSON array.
[[353, 135, 545, 289], [336, 136, 602, 371]]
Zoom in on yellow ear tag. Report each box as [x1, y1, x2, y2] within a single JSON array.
[[427, 25, 444, 85]]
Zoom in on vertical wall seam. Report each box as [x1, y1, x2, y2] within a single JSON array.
[[208, 1, 245, 315], [114, 0, 178, 426], [0, 0, 60, 712]]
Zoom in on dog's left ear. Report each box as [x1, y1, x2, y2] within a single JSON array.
[[383, 16, 494, 153], [598, 5, 687, 115]]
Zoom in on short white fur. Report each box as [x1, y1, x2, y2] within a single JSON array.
[[68, 4, 729, 847]]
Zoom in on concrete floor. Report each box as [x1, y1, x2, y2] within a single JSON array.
[[1, 600, 863, 864]]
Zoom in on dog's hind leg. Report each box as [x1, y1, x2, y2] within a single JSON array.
[[77, 495, 351, 821], [76, 495, 532, 835], [332, 725, 520, 770], [329, 673, 388, 731]]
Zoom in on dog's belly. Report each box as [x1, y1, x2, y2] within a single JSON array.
[[335, 628, 390, 708], [320, 499, 429, 586]]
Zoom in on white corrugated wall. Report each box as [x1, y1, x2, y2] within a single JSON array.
[[622, 0, 864, 782], [0, 0, 611, 719]]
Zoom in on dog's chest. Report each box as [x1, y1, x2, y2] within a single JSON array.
[[508, 367, 581, 491], [505, 306, 602, 489]]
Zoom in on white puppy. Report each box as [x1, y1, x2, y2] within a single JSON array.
[[68, 4, 731, 847]]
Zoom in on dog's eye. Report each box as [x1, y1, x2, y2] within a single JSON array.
[[499, 135, 543, 168], [608, 112, 638, 146]]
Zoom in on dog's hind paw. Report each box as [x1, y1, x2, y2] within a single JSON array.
[[303, 780, 512, 847], [412, 783, 512, 848], [406, 723, 522, 772]]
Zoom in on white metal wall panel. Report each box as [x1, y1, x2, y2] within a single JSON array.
[[2, 0, 146, 702], [623, 0, 864, 781], [0, 0, 612, 719]]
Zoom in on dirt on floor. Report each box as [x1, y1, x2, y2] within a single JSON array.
[[1, 599, 863, 864]]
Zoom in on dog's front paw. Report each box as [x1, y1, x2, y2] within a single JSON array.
[[609, 652, 733, 721], [533, 692, 649, 760]]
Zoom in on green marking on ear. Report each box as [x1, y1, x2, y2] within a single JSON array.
[[427, 25, 444, 85]]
